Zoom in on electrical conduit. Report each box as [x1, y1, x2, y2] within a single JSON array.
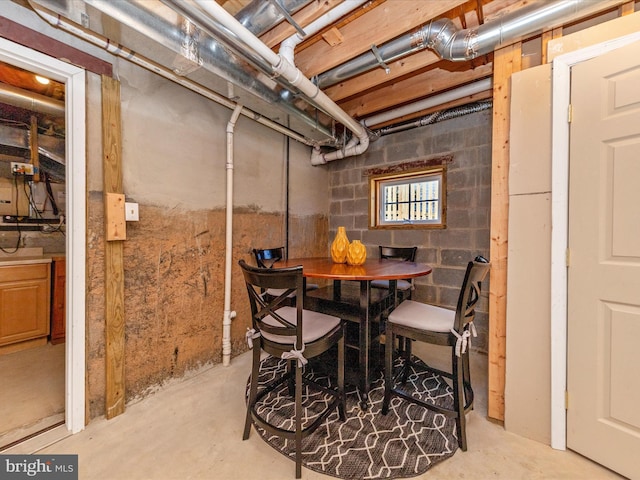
[[222, 104, 243, 366]]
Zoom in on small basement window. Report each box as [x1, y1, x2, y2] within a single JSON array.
[[369, 167, 446, 229]]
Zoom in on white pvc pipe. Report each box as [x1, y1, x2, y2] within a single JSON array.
[[27, 0, 293, 368], [279, 0, 368, 63], [222, 104, 243, 366], [192, 0, 369, 165]]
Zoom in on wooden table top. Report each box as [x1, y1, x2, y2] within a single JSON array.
[[278, 257, 432, 281]]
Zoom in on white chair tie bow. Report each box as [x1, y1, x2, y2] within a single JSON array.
[[451, 321, 477, 357], [246, 328, 260, 349], [451, 329, 470, 357], [281, 345, 307, 367], [469, 321, 477, 338]]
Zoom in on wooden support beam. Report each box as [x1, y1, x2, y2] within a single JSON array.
[[102, 75, 126, 420], [0, 16, 112, 76], [322, 27, 344, 47], [488, 42, 521, 422], [29, 115, 40, 182]]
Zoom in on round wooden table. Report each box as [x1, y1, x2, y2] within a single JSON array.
[[279, 257, 432, 408]]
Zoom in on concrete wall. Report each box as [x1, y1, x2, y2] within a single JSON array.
[[327, 109, 492, 352], [3, 2, 330, 420]]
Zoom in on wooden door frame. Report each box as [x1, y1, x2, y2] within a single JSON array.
[[550, 32, 640, 450]]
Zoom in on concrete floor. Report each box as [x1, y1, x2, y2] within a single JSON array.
[[8, 346, 623, 480]]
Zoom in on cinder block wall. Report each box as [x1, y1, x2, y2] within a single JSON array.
[[327, 107, 492, 351]]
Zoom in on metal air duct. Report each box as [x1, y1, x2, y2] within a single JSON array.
[[0, 82, 65, 117], [235, 0, 314, 35], [30, 0, 337, 143], [317, 0, 624, 89]]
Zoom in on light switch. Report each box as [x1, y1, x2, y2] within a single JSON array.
[[125, 202, 139, 221]]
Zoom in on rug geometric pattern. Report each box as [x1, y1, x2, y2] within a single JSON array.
[[248, 356, 459, 480]]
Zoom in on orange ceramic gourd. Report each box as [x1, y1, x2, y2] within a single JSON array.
[[346, 239, 367, 266], [330, 226, 349, 263]]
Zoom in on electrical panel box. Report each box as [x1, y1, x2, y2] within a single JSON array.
[[32, 181, 66, 219], [0, 177, 29, 216]]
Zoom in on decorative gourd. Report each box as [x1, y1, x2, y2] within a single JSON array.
[[330, 226, 349, 263], [346, 239, 367, 266]]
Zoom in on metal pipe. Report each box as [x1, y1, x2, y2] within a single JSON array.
[[27, 0, 317, 147], [373, 99, 492, 137], [0, 82, 65, 116], [317, 0, 625, 89], [361, 78, 493, 128], [235, 0, 314, 35], [83, 0, 335, 139]]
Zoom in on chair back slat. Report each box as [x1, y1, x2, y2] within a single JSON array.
[[379, 246, 417, 262], [454, 257, 490, 332], [239, 259, 303, 343], [253, 247, 285, 268]]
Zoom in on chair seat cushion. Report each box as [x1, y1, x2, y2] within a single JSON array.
[[262, 306, 341, 344], [371, 279, 412, 291], [388, 300, 454, 332]]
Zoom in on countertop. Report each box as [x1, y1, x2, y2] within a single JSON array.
[[0, 256, 52, 266], [0, 247, 61, 266]]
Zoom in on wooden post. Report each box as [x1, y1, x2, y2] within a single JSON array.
[[488, 42, 521, 422], [102, 75, 126, 419], [29, 115, 40, 182]]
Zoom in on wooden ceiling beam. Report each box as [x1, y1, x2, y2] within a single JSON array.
[[339, 62, 493, 119], [293, 0, 467, 78], [324, 49, 443, 102], [366, 89, 492, 129], [318, 0, 532, 102]]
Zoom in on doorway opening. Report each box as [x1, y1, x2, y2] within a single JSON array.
[[0, 37, 86, 446]]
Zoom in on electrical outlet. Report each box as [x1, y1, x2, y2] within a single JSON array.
[[11, 162, 36, 176]]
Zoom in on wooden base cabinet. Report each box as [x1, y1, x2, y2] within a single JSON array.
[[0, 262, 51, 350], [50, 256, 66, 345]]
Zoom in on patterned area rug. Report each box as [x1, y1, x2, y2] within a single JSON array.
[[248, 356, 458, 480]]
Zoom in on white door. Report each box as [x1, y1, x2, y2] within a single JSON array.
[[568, 40, 640, 480]]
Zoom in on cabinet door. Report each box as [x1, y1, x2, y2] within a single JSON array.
[[0, 264, 50, 346]]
